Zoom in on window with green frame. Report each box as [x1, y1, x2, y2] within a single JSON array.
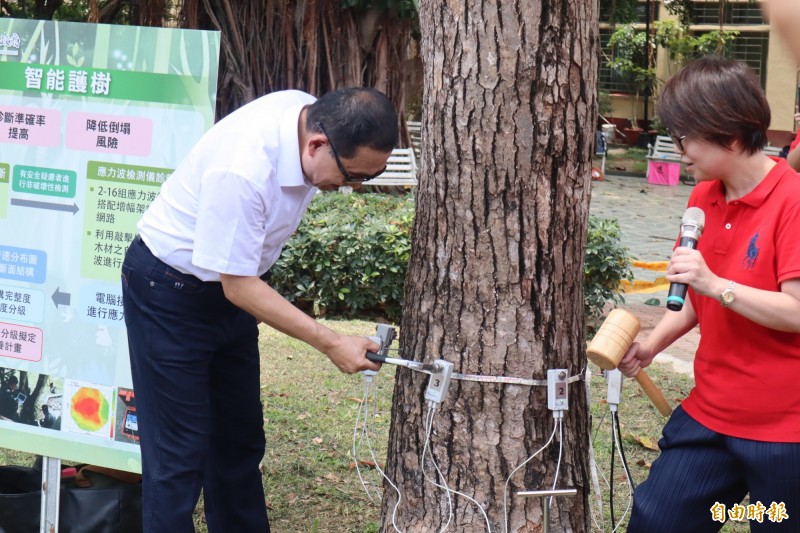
[[600, 1, 652, 24], [690, 1, 765, 25], [598, 1, 658, 94], [599, 29, 634, 94], [690, 30, 769, 88]]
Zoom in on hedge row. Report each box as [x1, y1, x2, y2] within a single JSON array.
[[271, 193, 631, 324], [271, 193, 413, 322]]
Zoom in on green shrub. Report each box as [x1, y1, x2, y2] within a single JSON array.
[[584, 216, 633, 326], [273, 195, 632, 326], [270, 193, 414, 322]]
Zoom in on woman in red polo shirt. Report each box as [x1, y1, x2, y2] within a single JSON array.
[[787, 115, 800, 171], [620, 56, 800, 532]]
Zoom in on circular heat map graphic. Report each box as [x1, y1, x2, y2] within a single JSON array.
[[70, 387, 110, 431]]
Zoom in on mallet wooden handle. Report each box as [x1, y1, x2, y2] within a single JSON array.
[[635, 370, 672, 417], [586, 309, 672, 417]]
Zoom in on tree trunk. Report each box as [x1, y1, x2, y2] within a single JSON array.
[[18, 374, 46, 426], [382, 1, 598, 531], [180, 0, 415, 132]]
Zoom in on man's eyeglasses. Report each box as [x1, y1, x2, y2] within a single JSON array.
[[669, 131, 688, 153], [316, 121, 387, 183]]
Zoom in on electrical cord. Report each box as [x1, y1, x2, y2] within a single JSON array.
[[503, 416, 559, 533], [352, 372, 405, 532], [587, 370, 606, 532], [614, 411, 635, 492], [610, 410, 634, 533], [421, 401, 493, 532], [610, 417, 616, 529], [588, 439, 607, 532], [548, 416, 565, 510], [421, 403, 454, 532], [352, 375, 381, 503], [592, 409, 608, 446]]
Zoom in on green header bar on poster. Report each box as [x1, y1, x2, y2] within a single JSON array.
[[0, 62, 202, 106]]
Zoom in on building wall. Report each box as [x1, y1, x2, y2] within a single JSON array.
[[764, 31, 798, 145], [601, 1, 798, 145]]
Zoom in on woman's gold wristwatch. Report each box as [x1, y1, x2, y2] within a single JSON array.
[[721, 280, 736, 307]]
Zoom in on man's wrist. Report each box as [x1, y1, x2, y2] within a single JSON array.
[[310, 322, 339, 355]]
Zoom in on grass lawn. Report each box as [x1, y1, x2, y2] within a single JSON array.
[[590, 363, 748, 533], [593, 147, 649, 176], [0, 319, 754, 532]]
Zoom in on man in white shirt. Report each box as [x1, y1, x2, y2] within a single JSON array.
[[121, 87, 396, 533]]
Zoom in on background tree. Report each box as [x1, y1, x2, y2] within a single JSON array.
[[17, 373, 46, 426], [381, 0, 598, 531], [0, 0, 418, 140], [180, 0, 417, 125], [0, 0, 172, 27]]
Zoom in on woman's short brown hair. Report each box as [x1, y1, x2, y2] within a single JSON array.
[[656, 55, 770, 155]]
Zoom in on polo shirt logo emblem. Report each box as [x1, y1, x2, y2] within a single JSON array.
[[743, 232, 759, 270]]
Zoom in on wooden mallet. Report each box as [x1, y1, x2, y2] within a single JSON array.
[[587, 309, 672, 417]]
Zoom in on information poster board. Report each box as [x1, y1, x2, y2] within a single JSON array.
[[0, 19, 220, 473]]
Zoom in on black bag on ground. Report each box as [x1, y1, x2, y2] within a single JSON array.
[[0, 464, 142, 533], [0, 466, 40, 533]]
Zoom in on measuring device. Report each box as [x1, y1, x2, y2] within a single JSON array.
[[365, 324, 442, 373]]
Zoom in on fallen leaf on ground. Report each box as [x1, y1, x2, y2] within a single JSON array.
[[349, 460, 384, 470], [632, 434, 659, 451]]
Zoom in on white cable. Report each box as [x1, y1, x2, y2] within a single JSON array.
[[353, 376, 383, 502], [421, 402, 454, 532], [503, 418, 559, 533], [588, 440, 606, 532], [586, 367, 606, 532], [352, 377, 379, 502], [364, 380, 404, 532], [420, 401, 493, 532], [611, 411, 633, 533], [548, 416, 565, 509], [352, 374, 404, 532], [443, 486, 492, 532]]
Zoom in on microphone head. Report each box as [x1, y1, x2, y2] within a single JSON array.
[[682, 207, 705, 228], [681, 207, 705, 236]]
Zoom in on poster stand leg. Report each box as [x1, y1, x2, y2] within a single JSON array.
[[40, 456, 61, 533]]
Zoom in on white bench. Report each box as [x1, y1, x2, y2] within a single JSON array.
[[649, 134, 784, 159], [647, 135, 681, 163], [362, 147, 418, 187], [407, 120, 421, 161], [646, 135, 785, 180]]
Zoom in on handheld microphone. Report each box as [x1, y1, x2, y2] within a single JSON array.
[[666, 207, 705, 311]]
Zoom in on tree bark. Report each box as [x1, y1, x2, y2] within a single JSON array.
[[382, 1, 598, 531], [180, 0, 414, 132], [18, 374, 46, 426]]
